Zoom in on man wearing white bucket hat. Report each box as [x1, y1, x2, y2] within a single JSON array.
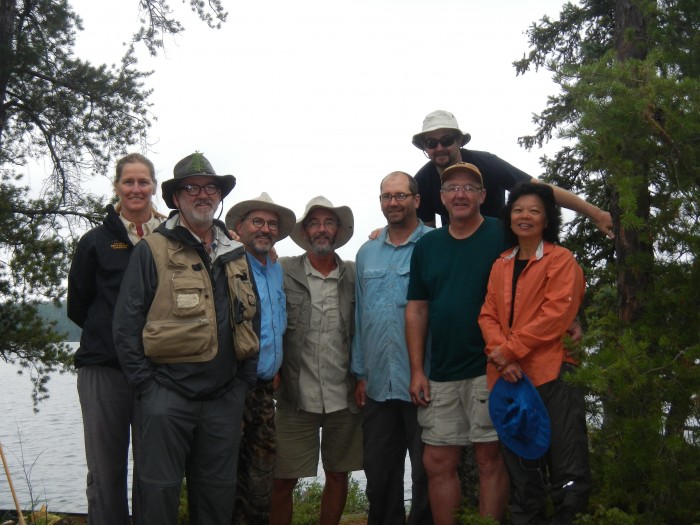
[[270, 196, 362, 525], [411, 110, 614, 239], [225, 193, 296, 524]]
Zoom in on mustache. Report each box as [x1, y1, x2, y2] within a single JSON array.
[[312, 232, 332, 242]]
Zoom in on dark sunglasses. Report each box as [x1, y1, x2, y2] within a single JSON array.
[[424, 136, 457, 150]]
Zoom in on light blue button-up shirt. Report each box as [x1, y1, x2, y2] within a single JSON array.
[[247, 254, 287, 381], [351, 221, 432, 402]]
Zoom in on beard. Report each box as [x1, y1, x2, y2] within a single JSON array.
[[251, 234, 273, 256], [308, 231, 336, 256], [184, 199, 216, 228]]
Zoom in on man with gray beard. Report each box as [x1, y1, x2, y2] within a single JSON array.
[[270, 196, 362, 525]]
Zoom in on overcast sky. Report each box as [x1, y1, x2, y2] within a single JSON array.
[[34, 0, 572, 259]]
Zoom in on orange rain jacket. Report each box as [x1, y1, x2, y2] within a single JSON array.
[[479, 241, 585, 389]]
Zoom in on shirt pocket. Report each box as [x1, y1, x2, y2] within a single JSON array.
[[284, 290, 305, 331]]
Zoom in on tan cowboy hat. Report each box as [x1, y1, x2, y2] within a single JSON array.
[[411, 110, 472, 150], [289, 196, 354, 250], [225, 192, 296, 241], [161, 152, 236, 209]]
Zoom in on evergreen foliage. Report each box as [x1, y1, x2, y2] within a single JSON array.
[[515, 1, 700, 522], [0, 0, 225, 407]]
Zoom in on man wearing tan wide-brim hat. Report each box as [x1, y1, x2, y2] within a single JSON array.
[[411, 109, 614, 239], [225, 193, 295, 524], [270, 196, 362, 525]]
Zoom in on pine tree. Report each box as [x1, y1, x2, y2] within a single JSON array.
[[516, 1, 700, 522], [0, 0, 225, 407]]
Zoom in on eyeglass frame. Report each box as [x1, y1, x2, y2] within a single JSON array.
[[440, 183, 483, 194], [246, 216, 280, 231], [424, 135, 458, 150], [176, 183, 221, 197], [379, 192, 416, 203], [304, 218, 339, 230]]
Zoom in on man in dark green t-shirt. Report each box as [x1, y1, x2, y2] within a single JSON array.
[[406, 162, 509, 524]]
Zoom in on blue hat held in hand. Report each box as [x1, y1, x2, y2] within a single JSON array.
[[489, 374, 551, 460]]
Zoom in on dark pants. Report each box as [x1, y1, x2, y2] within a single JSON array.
[[78, 365, 138, 525], [232, 380, 276, 524], [136, 380, 247, 525], [504, 364, 591, 525], [363, 397, 433, 525]]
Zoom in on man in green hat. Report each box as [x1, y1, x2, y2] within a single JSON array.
[[114, 152, 259, 525]]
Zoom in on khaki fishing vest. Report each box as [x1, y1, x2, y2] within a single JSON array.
[[142, 233, 259, 363]]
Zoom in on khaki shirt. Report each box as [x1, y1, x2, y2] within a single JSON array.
[[297, 257, 348, 413]]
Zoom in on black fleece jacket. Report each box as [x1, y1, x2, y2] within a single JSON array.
[[68, 204, 134, 369]]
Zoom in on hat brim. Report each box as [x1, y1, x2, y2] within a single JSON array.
[[225, 200, 296, 241], [161, 174, 236, 209], [289, 205, 354, 251], [411, 131, 472, 150], [489, 376, 551, 460]]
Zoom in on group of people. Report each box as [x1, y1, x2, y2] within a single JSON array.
[[67, 110, 611, 525]]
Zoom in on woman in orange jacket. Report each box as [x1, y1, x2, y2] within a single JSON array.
[[478, 182, 590, 525]]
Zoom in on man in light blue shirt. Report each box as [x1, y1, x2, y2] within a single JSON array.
[[352, 172, 433, 525], [225, 193, 296, 524]]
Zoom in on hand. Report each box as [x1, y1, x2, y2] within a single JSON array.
[[228, 229, 240, 241], [595, 210, 614, 239], [409, 372, 431, 407], [355, 379, 367, 408], [487, 346, 509, 368], [269, 245, 279, 263], [566, 318, 583, 346], [501, 362, 523, 383], [273, 372, 281, 391], [368, 227, 382, 240]]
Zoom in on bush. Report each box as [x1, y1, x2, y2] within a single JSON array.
[[292, 477, 368, 525]]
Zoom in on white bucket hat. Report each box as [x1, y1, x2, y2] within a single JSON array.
[[411, 110, 472, 150], [225, 192, 296, 241], [290, 196, 354, 251]]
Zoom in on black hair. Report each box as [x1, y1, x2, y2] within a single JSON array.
[[502, 182, 561, 247]]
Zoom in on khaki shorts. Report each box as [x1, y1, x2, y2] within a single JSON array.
[[417, 375, 498, 446], [274, 406, 363, 478]]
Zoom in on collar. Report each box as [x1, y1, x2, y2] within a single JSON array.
[[504, 240, 545, 261]]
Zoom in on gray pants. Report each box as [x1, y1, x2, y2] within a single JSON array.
[[136, 380, 248, 525], [77, 365, 137, 525]]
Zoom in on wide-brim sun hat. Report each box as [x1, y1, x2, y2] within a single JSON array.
[[489, 374, 551, 460], [289, 196, 354, 251], [225, 192, 297, 242], [411, 110, 472, 150], [161, 151, 236, 209]]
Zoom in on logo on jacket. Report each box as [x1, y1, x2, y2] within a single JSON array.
[[111, 242, 130, 250]]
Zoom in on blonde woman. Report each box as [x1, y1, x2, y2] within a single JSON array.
[[68, 153, 164, 525]]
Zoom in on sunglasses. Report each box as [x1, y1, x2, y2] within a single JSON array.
[[424, 136, 457, 150]]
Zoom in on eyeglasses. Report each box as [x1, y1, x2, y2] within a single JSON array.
[[305, 218, 338, 230], [177, 184, 220, 196], [441, 184, 482, 194], [249, 217, 280, 231], [379, 192, 415, 202], [424, 136, 456, 150]]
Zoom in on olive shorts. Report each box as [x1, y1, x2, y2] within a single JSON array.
[[274, 406, 363, 478]]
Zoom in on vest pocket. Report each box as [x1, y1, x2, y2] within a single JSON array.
[[227, 258, 259, 361], [143, 318, 214, 361], [171, 272, 207, 317]]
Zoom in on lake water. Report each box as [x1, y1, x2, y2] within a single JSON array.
[[0, 354, 413, 513]]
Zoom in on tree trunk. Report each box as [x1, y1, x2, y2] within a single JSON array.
[[0, 0, 17, 151]]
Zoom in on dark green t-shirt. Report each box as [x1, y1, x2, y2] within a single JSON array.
[[407, 217, 506, 381]]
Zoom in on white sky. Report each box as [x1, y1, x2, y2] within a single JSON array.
[[32, 0, 572, 259]]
